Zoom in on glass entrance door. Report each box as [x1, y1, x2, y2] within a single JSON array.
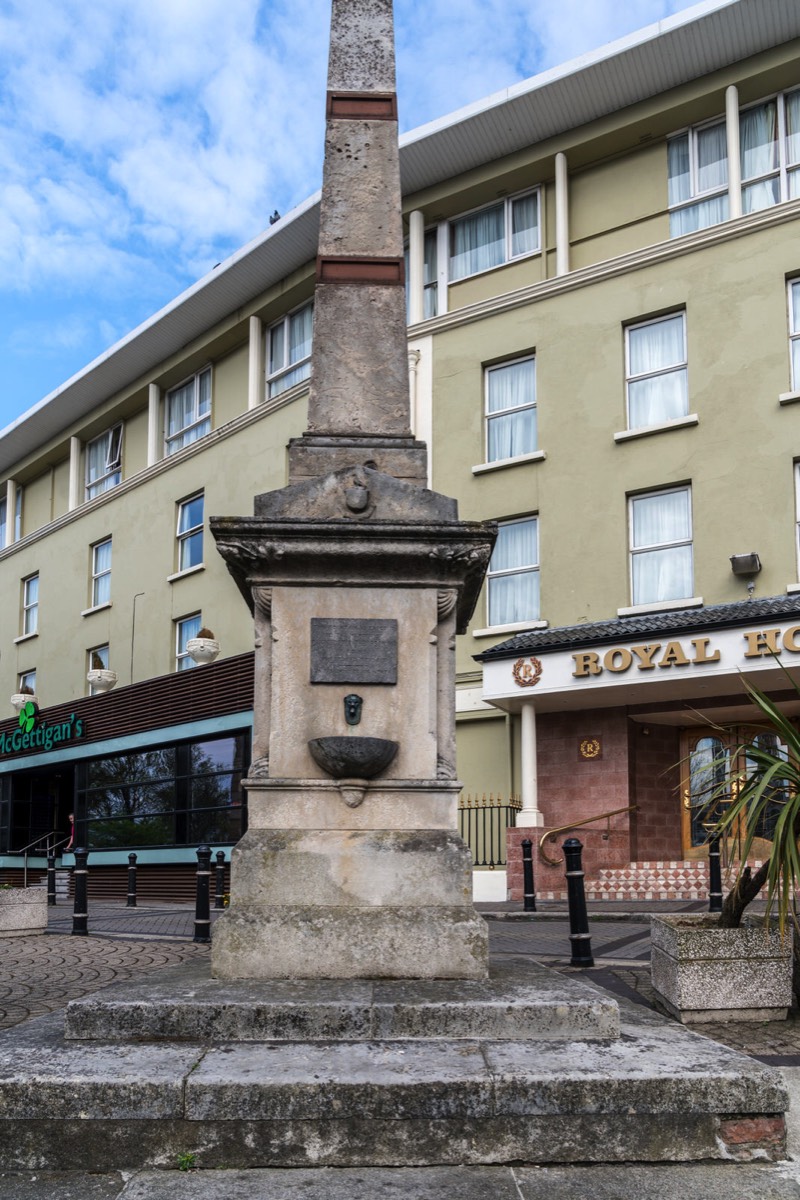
[[680, 727, 790, 858]]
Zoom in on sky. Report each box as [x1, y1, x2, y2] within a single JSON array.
[[0, 0, 698, 429]]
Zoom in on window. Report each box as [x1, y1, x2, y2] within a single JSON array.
[[0, 495, 6, 547], [625, 314, 688, 429], [22, 574, 38, 636], [165, 368, 211, 455], [740, 90, 800, 213], [629, 487, 693, 606], [487, 518, 539, 627], [668, 119, 729, 236], [485, 357, 536, 461], [18, 669, 36, 694], [91, 539, 112, 607], [449, 190, 540, 282], [267, 303, 313, 398], [77, 732, 248, 849], [177, 494, 203, 572], [85, 425, 122, 499], [175, 613, 202, 671], [87, 645, 109, 695], [14, 487, 21, 540], [791, 281, 800, 391]]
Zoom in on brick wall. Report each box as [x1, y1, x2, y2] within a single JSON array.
[[629, 722, 682, 862]]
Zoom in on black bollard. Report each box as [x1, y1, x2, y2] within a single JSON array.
[[214, 850, 226, 910], [708, 833, 723, 913], [194, 845, 212, 943], [72, 848, 89, 936], [563, 837, 593, 966], [127, 852, 138, 908], [47, 851, 56, 907], [521, 838, 537, 912]]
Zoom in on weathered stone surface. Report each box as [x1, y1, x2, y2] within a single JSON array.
[[327, 0, 395, 93], [65, 959, 619, 1044], [286, 439, 428, 486], [319, 120, 403, 259], [227, 829, 473, 908], [0, 888, 47, 938], [255, 465, 455, 522], [245, 781, 459, 831], [651, 915, 794, 1022], [211, 904, 489, 980]]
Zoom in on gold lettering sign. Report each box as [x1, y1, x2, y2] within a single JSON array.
[[512, 656, 543, 687]]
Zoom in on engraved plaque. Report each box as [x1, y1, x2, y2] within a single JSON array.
[[310, 618, 398, 684]]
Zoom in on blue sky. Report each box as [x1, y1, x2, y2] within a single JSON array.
[[0, 0, 694, 430]]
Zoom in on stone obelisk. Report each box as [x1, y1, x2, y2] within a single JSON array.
[[210, 0, 496, 979]]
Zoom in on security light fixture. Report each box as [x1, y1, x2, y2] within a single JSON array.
[[730, 553, 761, 577]]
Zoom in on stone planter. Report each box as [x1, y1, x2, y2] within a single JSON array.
[[186, 637, 220, 665], [87, 668, 118, 694], [10, 693, 37, 713], [651, 913, 793, 1023], [0, 888, 48, 938]]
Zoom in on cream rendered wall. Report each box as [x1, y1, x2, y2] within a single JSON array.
[[212, 343, 249, 428], [21, 471, 54, 535], [432, 219, 800, 676], [569, 142, 669, 267], [456, 714, 509, 799], [122, 407, 149, 481], [0, 394, 308, 708]]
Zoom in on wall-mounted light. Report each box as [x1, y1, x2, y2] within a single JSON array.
[[730, 553, 762, 577]]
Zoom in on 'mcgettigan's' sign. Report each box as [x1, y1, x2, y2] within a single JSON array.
[[0, 704, 85, 756]]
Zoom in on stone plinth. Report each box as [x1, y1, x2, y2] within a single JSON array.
[[651, 914, 793, 1022], [0, 888, 47, 938]]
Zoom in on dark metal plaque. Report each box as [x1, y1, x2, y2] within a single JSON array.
[[310, 618, 398, 685]]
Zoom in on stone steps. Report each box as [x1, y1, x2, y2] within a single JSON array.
[[537, 860, 763, 902], [0, 963, 787, 1171]]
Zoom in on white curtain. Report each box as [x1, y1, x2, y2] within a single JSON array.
[[289, 305, 313, 365], [268, 307, 313, 396], [696, 123, 728, 192], [86, 435, 108, 490], [488, 520, 539, 626], [423, 231, 438, 318], [487, 360, 536, 460], [510, 194, 538, 257], [741, 101, 778, 212], [167, 381, 195, 440], [450, 204, 504, 280], [668, 127, 727, 234], [667, 136, 690, 205], [631, 490, 692, 604], [787, 91, 800, 167], [792, 283, 800, 387], [93, 542, 112, 605], [628, 316, 687, 427]]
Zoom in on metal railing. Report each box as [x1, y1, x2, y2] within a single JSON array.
[[458, 793, 521, 868], [10, 831, 72, 888], [538, 805, 638, 866]]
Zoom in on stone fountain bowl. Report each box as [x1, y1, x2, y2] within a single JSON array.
[[308, 736, 399, 780]]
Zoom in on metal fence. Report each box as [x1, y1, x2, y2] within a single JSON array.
[[458, 793, 521, 867]]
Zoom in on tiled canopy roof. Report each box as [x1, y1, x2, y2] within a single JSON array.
[[475, 594, 800, 662]]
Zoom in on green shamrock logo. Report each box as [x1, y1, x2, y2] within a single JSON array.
[[18, 702, 36, 734]]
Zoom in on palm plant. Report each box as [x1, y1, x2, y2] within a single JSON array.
[[704, 671, 800, 935]]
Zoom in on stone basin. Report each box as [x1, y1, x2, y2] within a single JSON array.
[[308, 736, 399, 780]]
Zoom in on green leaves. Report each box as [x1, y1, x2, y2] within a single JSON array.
[[17, 701, 36, 735]]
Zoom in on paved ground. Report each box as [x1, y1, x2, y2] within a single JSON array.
[[1, 900, 800, 1198]]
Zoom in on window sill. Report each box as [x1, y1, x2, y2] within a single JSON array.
[[472, 620, 548, 638], [614, 414, 699, 443], [81, 602, 112, 618], [786, 583, 800, 594], [167, 564, 205, 583], [779, 390, 800, 406], [13, 632, 37, 645], [472, 451, 546, 475], [617, 597, 703, 617]]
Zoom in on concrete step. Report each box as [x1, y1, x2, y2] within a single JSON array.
[[64, 959, 619, 1044], [0, 985, 787, 1170]]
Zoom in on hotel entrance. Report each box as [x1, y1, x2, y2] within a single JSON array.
[[0, 763, 74, 856], [680, 726, 790, 860]]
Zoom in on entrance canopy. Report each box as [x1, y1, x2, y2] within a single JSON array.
[[477, 594, 800, 726]]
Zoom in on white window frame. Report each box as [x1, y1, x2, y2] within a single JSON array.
[[87, 644, 109, 695], [266, 302, 313, 399], [791, 280, 800, 392], [667, 117, 729, 236], [22, 574, 38, 636], [629, 486, 693, 607], [625, 313, 688, 430], [91, 539, 112, 608], [485, 356, 537, 463], [447, 187, 541, 284], [0, 495, 6, 548], [176, 493, 204, 574], [14, 486, 21, 540], [18, 669, 36, 694], [486, 516, 540, 628], [175, 613, 202, 672], [739, 88, 800, 212], [164, 367, 212, 456], [85, 424, 122, 500]]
